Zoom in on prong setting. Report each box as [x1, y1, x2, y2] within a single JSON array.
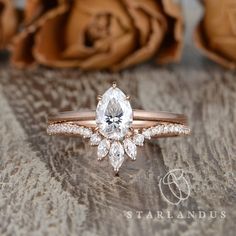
[[47, 83, 190, 173], [112, 81, 117, 88], [97, 95, 102, 100]]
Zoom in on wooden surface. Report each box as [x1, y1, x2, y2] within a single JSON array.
[[0, 1, 236, 236]]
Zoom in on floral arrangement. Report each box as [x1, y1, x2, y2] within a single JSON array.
[[0, 0, 235, 71]]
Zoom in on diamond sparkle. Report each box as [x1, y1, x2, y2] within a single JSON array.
[[47, 84, 190, 173], [109, 141, 125, 172], [96, 86, 133, 140], [97, 139, 110, 160], [124, 138, 137, 160]]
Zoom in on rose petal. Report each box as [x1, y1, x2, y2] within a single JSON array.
[[194, 22, 236, 70], [210, 37, 236, 62], [34, 3, 134, 69], [124, 0, 168, 40], [24, 0, 65, 25], [113, 18, 165, 70], [76, 0, 133, 31], [155, 0, 184, 63], [203, 0, 236, 62], [62, 5, 126, 59], [129, 8, 150, 46], [34, 14, 65, 61], [78, 32, 136, 69], [11, 32, 36, 67], [11, 1, 68, 67], [62, 44, 96, 59], [0, 0, 18, 48], [62, 7, 96, 59], [194, 0, 236, 69], [11, 0, 184, 70], [112, 0, 168, 70], [36, 30, 135, 69]]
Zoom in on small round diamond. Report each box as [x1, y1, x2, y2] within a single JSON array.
[[83, 128, 92, 138], [142, 129, 151, 139], [78, 126, 84, 135], [150, 127, 158, 136], [90, 133, 102, 146], [133, 134, 144, 146], [169, 124, 175, 133], [174, 125, 180, 133], [163, 126, 169, 134]]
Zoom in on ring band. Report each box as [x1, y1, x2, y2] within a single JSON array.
[[47, 82, 191, 172], [48, 110, 188, 137]]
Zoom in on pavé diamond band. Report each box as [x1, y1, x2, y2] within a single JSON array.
[[47, 83, 191, 172]]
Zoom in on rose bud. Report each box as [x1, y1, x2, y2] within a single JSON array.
[[12, 0, 183, 71], [195, 0, 236, 69], [0, 0, 18, 50]]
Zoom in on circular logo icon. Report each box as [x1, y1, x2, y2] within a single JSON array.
[[159, 169, 191, 205]]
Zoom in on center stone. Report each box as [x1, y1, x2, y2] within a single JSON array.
[[96, 86, 133, 140]]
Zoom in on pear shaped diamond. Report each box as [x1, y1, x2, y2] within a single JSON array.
[[109, 141, 124, 172], [96, 86, 133, 140]]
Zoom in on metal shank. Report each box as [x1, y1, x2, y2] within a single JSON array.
[[48, 109, 188, 129]]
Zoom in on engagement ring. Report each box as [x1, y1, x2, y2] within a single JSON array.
[[47, 82, 190, 172]]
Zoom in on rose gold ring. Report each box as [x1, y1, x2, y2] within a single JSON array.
[[47, 82, 191, 172]]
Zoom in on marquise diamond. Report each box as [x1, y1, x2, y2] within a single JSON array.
[[109, 141, 125, 172], [97, 139, 110, 160], [124, 139, 137, 160]]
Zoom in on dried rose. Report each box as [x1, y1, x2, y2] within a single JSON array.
[[0, 0, 18, 49], [195, 0, 236, 69], [12, 0, 183, 70]]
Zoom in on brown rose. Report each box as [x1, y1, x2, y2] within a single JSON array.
[[0, 0, 18, 49], [195, 0, 236, 69], [12, 0, 183, 70]]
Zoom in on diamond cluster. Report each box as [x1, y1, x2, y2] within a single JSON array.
[[47, 122, 190, 172], [47, 85, 190, 173], [47, 123, 92, 138], [142, 123, 190, 139]]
